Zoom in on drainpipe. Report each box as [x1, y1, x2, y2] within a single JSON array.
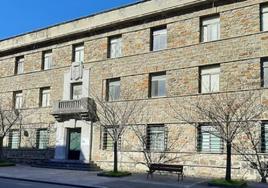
[[89, 121, 93, 161]]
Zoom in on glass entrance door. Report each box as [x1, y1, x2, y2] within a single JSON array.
[[68, 128, 81, 160]]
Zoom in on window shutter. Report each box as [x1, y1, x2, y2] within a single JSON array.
[[197, 126, 202, 152]]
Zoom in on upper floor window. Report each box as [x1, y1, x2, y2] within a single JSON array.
[[108, 36, 122, 58], [261, 5, 268, 31], [42, 50, 53, 70], [73, 44, 84, 63], [15, 56, 24, 75], [149, 72, 166, 98], [146, 125, 166, 151], [197, 125, 223, 153], [201, 15, 220, 42], [71, 82, 82, 100], [261, 58, 268, 87], [9, 130, 20, 149], [151, 26, 167, 51], [36, 129, 49, 150], [200, 65, 220, 93], [107, 78, 120, 101], [14, 91, 23, 109], [40, 87, 50, 107]]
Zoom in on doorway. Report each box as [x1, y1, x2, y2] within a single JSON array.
[[67, 128, 81, 160]]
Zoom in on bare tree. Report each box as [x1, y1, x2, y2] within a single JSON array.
[[0, 100, 23, 159], [234, 121, 268, 183], [170, 90, 264, 181], [92, 93, 144, 173], [128, 123, 189, 170]]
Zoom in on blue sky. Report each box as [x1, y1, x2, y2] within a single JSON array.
[[0, 0, 140, 40]]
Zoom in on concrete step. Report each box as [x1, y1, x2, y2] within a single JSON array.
[[32, 160, 101, 171]]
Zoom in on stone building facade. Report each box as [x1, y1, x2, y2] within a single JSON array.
[[0, 0, 268, 181]]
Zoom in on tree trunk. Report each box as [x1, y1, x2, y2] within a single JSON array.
[[225, 141, 232, 181], [113, 140, 118, 173], [261, 176, 267, 183]]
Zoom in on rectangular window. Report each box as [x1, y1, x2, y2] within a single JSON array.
[[261, 59, 268, 87], [36, 129, 49, 149], [9, 130, 20, 149], [146, 125, 167, 151], [14, 91, 23, 109], [40, 87, 50, 107], [108, 36, 122, 58], [197, 125, 223, 153], [200, 65, 220, 93], [102, 128, 120, 150], [261, 5, 268, 31], [42, 50, 53, 70], [261, 123, 268, 153], [15, 56, 24, 75], [73, 44, 84, 63], [201, 15, 220, 42], [150, 72, 166, 98], [151, 27, 167, 51], [107, 78, 120, 101], [71, 82, 82, 100]]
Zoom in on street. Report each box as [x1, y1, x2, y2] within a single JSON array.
[[0, 178, 82, 188]]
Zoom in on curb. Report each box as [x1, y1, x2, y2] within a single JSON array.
[[0, 176, 107, 188]]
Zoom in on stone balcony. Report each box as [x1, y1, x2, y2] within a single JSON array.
[[51, 97, 97, 122]]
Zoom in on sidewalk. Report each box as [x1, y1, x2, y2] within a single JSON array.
[[0, 165, 266, 188]]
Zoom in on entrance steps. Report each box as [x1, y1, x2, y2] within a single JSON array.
[[32, 160, 101, 171]]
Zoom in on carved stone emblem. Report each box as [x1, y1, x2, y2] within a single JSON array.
[[71, 61, 83, 81]]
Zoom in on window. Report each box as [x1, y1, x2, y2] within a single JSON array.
[[201, 15, 220, 42], [40, 88, 50, 107], [102, 128, 121, 150], [8, 130, 20, 149], [108, 36, 122, 58], [15, 56, 24, 75], [151, 27, 167, 51], [200, 65, 220, 93], [261, 5, 268, 31], [42, 50, 53, 70], [261, 59, 268, 87], [261, 123, 268, 153], [71, 82, 82, 100], [107, 78, 120, 101], [73, 44, 84, 63], [149, 72, 166, 98], [14, 91, 23, 109], [36, 129, 49, 149], [146, 125, 167, 151], [197, 125, 223, 153]]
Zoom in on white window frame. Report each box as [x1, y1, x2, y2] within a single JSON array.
[[37, 129, 49, 150], [198, 125, 223, 153], [40, 88, 50, 107], [261, 5, 268, 32], [9, 130, 20, 149], [147, 125, 166, 151], [109, 36, 122, 58], [16, 57, 24, 74], [200, 65, 220, 93], [14, 92, 23, 109], [71, 82, 83, 100], [43, 51, 53, 70], [152, 27, 167, 51], [150, 73, 166, 98], [73, 45, 84, 63], [201, 15, 220, 42], [107, 79, 120, 101]]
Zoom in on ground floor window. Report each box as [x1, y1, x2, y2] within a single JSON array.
[[36, 129, 49, 149], [197, 125, 223, 153], [102, 128, 121, 150], [146, 125, 167, 151], [8, 130, 20, 149], [261, 123, 268, 153]]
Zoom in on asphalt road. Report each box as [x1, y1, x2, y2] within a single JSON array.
[[0, 178, 82, 188]]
